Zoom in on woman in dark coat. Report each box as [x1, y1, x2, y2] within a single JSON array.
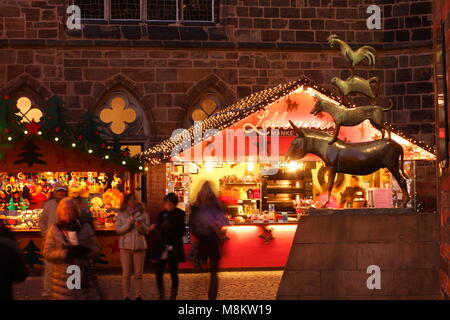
[[189, 181, 228, 300], [150, 193, 185, 300]]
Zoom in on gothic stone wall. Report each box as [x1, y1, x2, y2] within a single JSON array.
[[0, 0, 434, 142]]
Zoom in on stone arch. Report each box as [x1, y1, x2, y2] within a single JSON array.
[[93, 74, 144, 106], [180, 73, 237, 128], [1, 75, 53, 124], [1, 74, 52, 105], [94, 79, 152, 145]]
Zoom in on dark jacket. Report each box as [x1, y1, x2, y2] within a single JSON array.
[[0, 237, 28, 300], [189, 205, 228, 261], [150, 208, 186, 262]]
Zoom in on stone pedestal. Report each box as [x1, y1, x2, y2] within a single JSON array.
[[277, 208, 441, 300]]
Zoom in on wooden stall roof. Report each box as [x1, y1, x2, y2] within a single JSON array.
[[0, 138, 126, 172]]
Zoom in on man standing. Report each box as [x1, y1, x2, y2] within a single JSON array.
[[38, 182, 68, 299], [340, 176, 365, 208]]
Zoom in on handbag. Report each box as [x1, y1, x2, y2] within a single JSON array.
[[188, 241, 205, 268]]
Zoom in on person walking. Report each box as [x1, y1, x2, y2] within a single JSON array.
[[43, 197, 101, 300], [0, 219, 28, 300], [116, 194, 150, 300], [189, 182, 228, 300], [150, 193, 186, 300], [38, 182, 68, 299]]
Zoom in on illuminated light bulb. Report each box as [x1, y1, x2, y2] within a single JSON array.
[[24, 130, 28, 134], [145, 167, 149, 171], [7, 136, 12, 141], [122, 161, 126, 165], [139, 166, 143, 170], [104, 155, 109, 159], [71, 143, 76, 147], [54, 137, 59, 141], [247, 162, 254, 172], [38, 131, 42, 135], [88, 149, 93, 154], [288, 161, 300, 172]]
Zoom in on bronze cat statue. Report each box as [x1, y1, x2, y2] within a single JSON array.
[[310, 94, 393, 144]]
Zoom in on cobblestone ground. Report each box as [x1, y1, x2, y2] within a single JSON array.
[[14, 271, 282, 300]]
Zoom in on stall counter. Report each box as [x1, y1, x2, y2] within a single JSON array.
[[180, 223, 298, 270], [15, 223, 298, 270]]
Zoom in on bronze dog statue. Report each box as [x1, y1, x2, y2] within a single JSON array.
[[310, 94, 393, 144], [331, 76, 380, 104], [286, 122, 410, 208]]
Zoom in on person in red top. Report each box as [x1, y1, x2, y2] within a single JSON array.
[[29, 185, 48, 209]]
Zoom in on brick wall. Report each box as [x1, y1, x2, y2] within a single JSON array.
[[0, 0, 434, 143], [433, 0, 450, 300]]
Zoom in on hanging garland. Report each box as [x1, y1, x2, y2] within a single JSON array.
[[0, 96, 145, 173]]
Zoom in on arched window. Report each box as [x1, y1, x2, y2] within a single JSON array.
[[97, 91, 149, 138], [100, 96, 137, 135], [184, 90, 226, 127], [15, 96, 43, 123]]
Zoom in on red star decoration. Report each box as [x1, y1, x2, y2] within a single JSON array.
[[258, 226, 275, 244], [372, 133, 381, 140], [109, 239, 120, 254], [25, 120, 41, 135], [286, 96, 299, 112]]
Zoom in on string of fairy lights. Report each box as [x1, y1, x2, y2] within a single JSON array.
[[140, 76, 436, 165]]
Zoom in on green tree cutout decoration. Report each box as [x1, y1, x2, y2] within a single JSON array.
[[22, 239, 44, 268], [41, 96, 69, 134], [14, 140, 47, 167], [7, 198, 16, 211], [0, 96, 22, 132], [76, 111, 105, 145]]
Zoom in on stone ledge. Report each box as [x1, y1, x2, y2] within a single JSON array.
[[277, 211, 441, 300]]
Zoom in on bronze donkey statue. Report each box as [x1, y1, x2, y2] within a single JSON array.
[[286, 121, 410, 208], [310, 94, 393, 144]]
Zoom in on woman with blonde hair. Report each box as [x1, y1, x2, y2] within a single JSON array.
[[116, 194, 150, 300], [43, 197, 100, 300], [189, 181, 228, 300]]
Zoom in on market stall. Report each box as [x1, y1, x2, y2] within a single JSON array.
[[0, 96, 144, 269], [142, 77, 436, 269]]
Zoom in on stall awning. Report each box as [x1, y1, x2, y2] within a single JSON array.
[[141, 77, 436, 164], [0, 138, 126, 172]]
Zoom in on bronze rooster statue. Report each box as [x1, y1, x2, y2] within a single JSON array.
[[327, 34, 376, 73]]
